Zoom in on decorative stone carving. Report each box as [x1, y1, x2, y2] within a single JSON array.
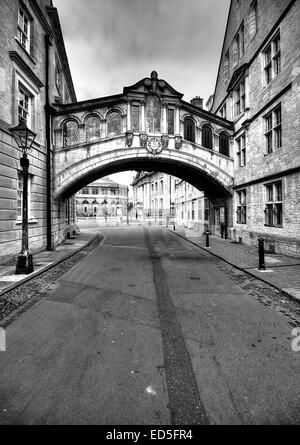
[[161, 134, 169, 149], [147, 136, 163, 155], [125, 130, 134, 147], [139, 133, 148, 148], [174, 135, 182, 150]]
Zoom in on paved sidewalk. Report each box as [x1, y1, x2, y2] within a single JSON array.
[[170, 227, 300, 302], [0, 230, 97, 295]]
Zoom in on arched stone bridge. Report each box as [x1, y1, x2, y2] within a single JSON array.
[[52, 72, 234, 200]]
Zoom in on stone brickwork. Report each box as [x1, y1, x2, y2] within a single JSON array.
[[0, 0, 76, 264], [212, 0, 300, 256]]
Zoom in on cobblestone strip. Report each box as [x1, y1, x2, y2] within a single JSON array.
[[0, 235, 102, 327]]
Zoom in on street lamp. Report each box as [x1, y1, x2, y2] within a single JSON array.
[[10, 118, 36, 274]]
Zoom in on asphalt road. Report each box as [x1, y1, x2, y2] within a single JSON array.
[[0, 226, 299, 425]]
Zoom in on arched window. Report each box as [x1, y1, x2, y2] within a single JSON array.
[[92, 200, 98, 205], [63, 120, 79, 146], [85, 115, 100, 142], [107, 111, 122, 136], [219, 132, 230, 156], [82, 199, 89, 205], [184, 118, 195, 143], [202, 125, 213, 149], [146, 95, 161, 133]]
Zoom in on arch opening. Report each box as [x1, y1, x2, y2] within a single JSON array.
[[57, 157, 232, 202]]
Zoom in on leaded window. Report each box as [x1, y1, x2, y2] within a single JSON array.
[[63, 120, 79, 146], [107, 111, 122, 136], [263, 31, 281, 85], [146, 95, 161, 133], [219, 132, 229, 156], [132, 105, 140, 132], [237, 133, 246, 167], [236, 189, 247, 224], [184, 118, 195, 143], [18, 87, 30, 124], [18, 8, 30, 52], [265, 181, 282, 227], [86, 116, 100, 142], [167, 108, 175, 134], [264, 104, 282, 154], [202, 125, 213, 149]]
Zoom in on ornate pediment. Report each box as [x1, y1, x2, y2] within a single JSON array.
[[123, 71, 183, 100]]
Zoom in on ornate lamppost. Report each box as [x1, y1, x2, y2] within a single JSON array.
[[10, 118, 36, 274]]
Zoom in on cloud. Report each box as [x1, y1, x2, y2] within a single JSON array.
[[54, 0, 230, 102]]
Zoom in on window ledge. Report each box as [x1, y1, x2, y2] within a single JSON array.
[[15, 38, 36, 65], [16, 219, 38, 225], [264, 224, 283, 228]]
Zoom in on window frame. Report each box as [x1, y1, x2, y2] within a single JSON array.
[[219, 132, 230, 157], [236, 189, 247, 224], [184, 117, 196, 143], [264, 104, 282, 154], [262, 31, 281, 86], [17, 6, 31, 53], [202, 125, 213, 150], [17, 171, 32, 220], [236, 133, 246, 167], [264, 180, 283, 227], [234, 78, 246, 117]]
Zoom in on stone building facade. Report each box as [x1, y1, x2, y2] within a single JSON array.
[[132, 171, 176, 223], [76, 177, 128, 219], [0, 0, 77, 264], [211, 0, 300, 256], [132, 172, 208, 233]]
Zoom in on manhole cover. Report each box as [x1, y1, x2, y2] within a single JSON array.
[[190, 276, 200, 280]]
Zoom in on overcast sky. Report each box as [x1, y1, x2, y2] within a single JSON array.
[[54, 0, 230, 187]]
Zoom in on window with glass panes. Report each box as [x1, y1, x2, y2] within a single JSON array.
[[237, 133, 246, 167], [107, 111, 122, 136], [18, 8, 30, 52], [236, 189, 246, 224], [202, 125, 213, 149], [85, 116, 100, 142], [219, 132, 229, 156], [265, 181, 282, 227], [264, 104, 282, 154], [184, 118, 195, 142], [167, 108, 175, 134], [132, 105, 140, 132], [263, 31, 280, 85], [18, 87, 30, 123], [234, 79, 245, 116], [63, 120, 79, 146]]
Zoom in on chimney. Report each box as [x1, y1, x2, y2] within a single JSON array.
[[190, 96, 203, 109]]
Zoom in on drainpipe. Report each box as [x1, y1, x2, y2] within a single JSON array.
[[45, 34, 53, 250]]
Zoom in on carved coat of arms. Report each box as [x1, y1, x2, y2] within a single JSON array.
[[147, 136, 163, 155]]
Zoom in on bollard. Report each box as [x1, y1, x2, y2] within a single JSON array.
[[258, 238, 265, 270], [205, 231, 210, 248]]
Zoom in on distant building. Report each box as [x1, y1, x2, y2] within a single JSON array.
[[211, 0, 300, 255], [76, 177, 128, 218], [174, 180, 208, 233], [132, 172, 208, 232]]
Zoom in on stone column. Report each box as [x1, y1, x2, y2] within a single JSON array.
[[126, 100, 131, 131], [162, 102, 167, 134], [141, 101, 146, 132], [175, 106, 180, 134]]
